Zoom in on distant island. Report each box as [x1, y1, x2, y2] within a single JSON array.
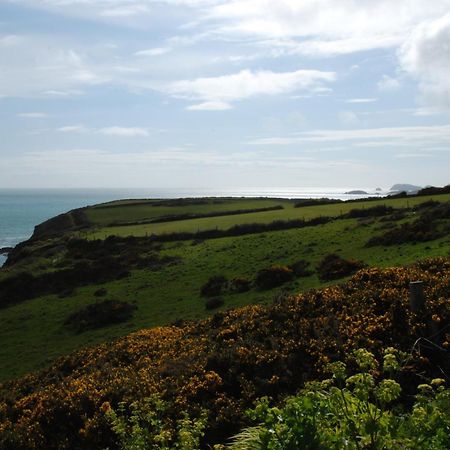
[[345, 190, 369, 195], [389, 183, 422, 194]]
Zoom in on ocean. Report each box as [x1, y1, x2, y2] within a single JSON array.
[[0, 187, 385, 266]]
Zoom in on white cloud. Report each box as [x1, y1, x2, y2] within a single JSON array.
[[378, 75, 401, 91], [248, 124, 450, 146], [135, 47, 172, 56], [57, 125, 87, 133], [0, 37, 107, 97], [98, 126, 150, 137], [100, 5, 151, 17], [10, 148, 366, 176], [208, 1, 450, 55], [168, 69, 336, 106], [400, 13, 450, 108], [186, 101, 232, 110], [346, 98, 378, 104], [18, 112, 48, 119]]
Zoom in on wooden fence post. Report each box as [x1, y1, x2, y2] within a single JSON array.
[[409, 281, 425, 313]]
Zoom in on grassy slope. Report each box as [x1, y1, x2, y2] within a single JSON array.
[[1, 195, 449, 381], [1, 258, 449, 450], [86, 194, 450, 238], [85, 198, 286, 226]]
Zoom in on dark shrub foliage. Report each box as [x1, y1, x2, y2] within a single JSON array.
[[94, 288, 108, 297], [412, 200, 441, 211], [367, 203, 450, 247], [294, 198, 341, 208], [417, 184, 450, 196], [64, 300, 136, 333], [205, 297, 225, 310], [255, 265, 294, 290], [345, 205, 394, 218], [316, 254, 365, 281], [289, 260, 313, 277], [229, 277, 251, 293], [201, 276, 228, 297]]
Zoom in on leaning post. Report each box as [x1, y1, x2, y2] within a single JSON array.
[[409, 281, 425, 313]]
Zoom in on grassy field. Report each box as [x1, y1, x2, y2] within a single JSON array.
[[1, 194, 449, 381], [85, 198, 287, 226], [85, 193, 450, 239]]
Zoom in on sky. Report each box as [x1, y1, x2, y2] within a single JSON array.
[[0, 0, 449, 190]]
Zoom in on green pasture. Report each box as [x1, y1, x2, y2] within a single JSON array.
[[1, 210, 449, 381], [85, 198, 287, 226], [86, 193, 450, 239]]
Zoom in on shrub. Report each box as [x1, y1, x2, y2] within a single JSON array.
[[230, 348, 450, 450], [94, 287, 108, 297], [316, 253, 364, 281], [255, 265, 294, 290], [200, 276, 227, 297], [346, 205, 394, 218], [229, 277, 251, 293], [64, 300, 136, 333], [103, 395, 208, 450], [288, 259, 313, 277], [366, 220, 440, 246], [205, 297, 225, 310]]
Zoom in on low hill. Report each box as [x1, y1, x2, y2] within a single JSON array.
[[390, 183, 422, 193], [0, 194, 449, 382], [0, 258, 448, 449]]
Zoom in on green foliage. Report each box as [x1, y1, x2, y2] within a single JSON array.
[[103, 395, 208, 450], [229, 348, 450, 450], [64, 299, 136, 333], [201, 275, 228, 297], [316, 254, 364, 281], [205, 297, 225, 310], [255, 265, 294, 290]]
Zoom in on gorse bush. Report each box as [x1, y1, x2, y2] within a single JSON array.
[[229, 348, 450, 450], [288, 259, 313, 277], [255, 265, 294, 290], [229, 277, 251, 293], [1, 258, 449, 449], [200, 275, 228, 297], [64, 300, 137, 333], [205, 297, 225, 310], [316, 254, 364, 281]]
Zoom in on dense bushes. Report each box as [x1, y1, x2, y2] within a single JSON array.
[[204, 297, 225, 310], [64, 300, 137, 333], [0, 258, 449, 449], [229, 277, 251, 293], [255, 265, 294, 289], [201, 276, 251, 299], [368, 202, 450, 247], [345, 205, 394, 218], [316, 254, 365, 281], [289, 259, 313, 277], [229, 348, 450, 450], [200, 276, 228, 297], [0, 237, 178, 307], [145, 216, 333, 243], [0, 261, 130, 308]]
